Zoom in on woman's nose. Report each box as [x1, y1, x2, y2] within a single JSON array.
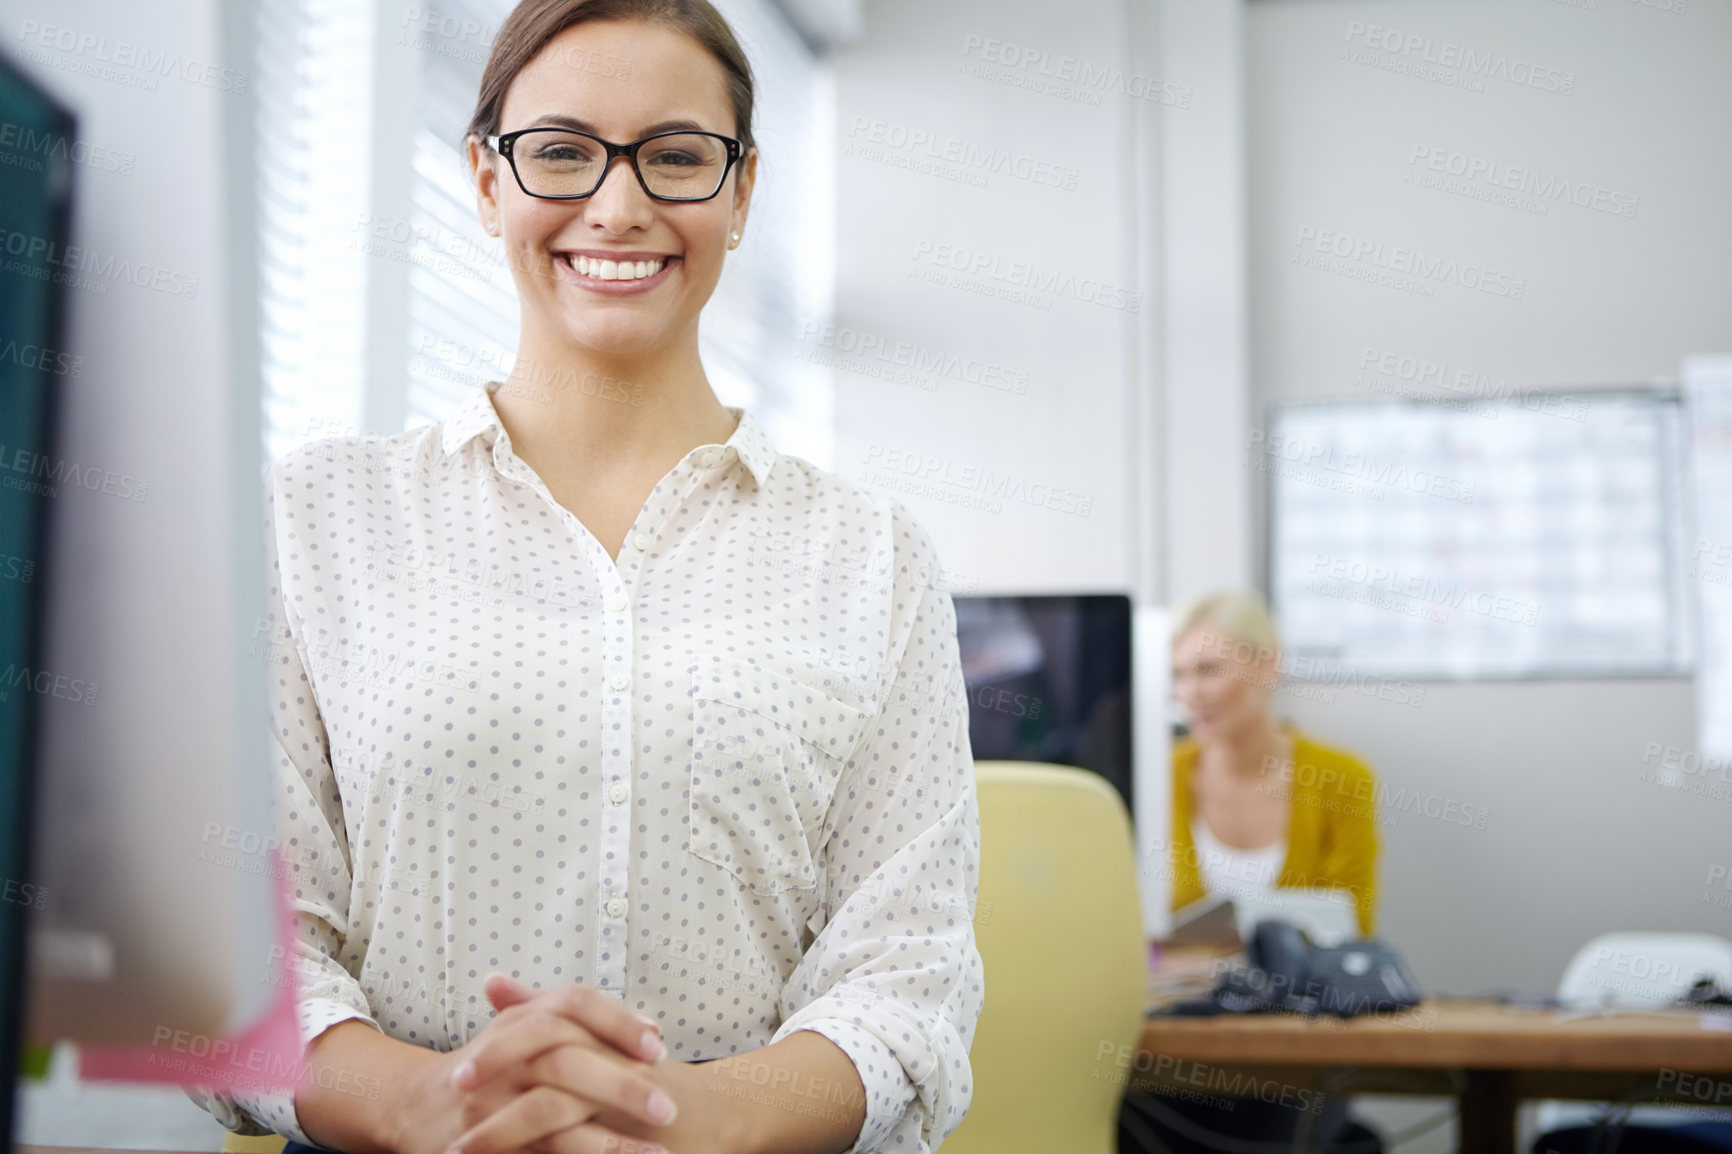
[[584, 156, 654, 229]]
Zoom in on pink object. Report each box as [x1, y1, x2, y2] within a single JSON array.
[[77, 847, 303, 1092]]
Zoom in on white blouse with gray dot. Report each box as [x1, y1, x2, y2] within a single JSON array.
[[187, 383, 984, 1154]]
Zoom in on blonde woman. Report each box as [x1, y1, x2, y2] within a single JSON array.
[[1168, 590, 1379, 935], [191, 3, 982, 1152], [1123, 591, 1385, 1153]]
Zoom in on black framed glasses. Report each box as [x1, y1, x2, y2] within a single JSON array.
[[485, 127, 744, 203]]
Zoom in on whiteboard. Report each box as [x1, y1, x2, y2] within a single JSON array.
[[1264, 393, 1693, 680]]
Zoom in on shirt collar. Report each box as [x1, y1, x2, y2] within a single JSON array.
[[717, 405, 777, 486], [439, 382, 777, 487], [438, 383, 506, 457]]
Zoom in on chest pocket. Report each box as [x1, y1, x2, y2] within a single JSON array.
[[689, 652, 874, 895]]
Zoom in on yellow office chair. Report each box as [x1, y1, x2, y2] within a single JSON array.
[[942, 761, 1149, 1154]]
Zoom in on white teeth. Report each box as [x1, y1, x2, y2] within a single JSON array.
[[566, 255, 665, 282]]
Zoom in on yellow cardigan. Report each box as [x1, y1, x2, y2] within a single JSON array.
[[1169, 730, 1380, 936]]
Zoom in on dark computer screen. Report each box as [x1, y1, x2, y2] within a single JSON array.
[[0, 49, 75, 1142], [953, 594, 1135, 814]]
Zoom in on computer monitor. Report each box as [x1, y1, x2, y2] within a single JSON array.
[[0, 47, 76, 1145], [954, 594, 1172, 934], [3, 6, 279, 1072], [956, 594, 1136, 808]]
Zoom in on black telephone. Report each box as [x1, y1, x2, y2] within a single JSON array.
[[1159, 919, 1425, 1019]]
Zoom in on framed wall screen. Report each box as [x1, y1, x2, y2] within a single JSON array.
[[1265, 392, 1694, 681]]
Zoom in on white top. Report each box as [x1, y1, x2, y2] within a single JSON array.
[[1190, 817, 1286, 899], [190, 384, 984, 1153]]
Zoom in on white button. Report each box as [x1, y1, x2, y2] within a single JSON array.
[[698, 448, 722, 468], [631, 532, 650, 551], [606, 897, 626, 919], [609, 672, 629, 692], [609, 783, 628, 805], [607, 596, 628, 614]]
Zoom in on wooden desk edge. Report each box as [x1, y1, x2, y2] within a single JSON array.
[[1138, 999, 1732, 1073]]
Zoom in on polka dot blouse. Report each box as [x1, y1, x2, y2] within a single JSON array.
[[188, 383, 984, 1153]]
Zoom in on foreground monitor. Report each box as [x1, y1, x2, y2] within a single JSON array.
[[0, 47, 75, 1144], [954, 594, 1172, 934], [5, 7, 279, 1068]]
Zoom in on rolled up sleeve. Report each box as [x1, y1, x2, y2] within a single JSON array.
[[771, 514, 984, 1152], [184, 470, 382, 1143]]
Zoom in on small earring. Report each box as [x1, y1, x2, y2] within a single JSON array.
[[730, 231, 740, 248], [486, 220, 499, 235]]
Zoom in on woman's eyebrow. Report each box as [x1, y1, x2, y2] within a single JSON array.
[[522, 112, 598, 132], [522, 113, 712, 135]]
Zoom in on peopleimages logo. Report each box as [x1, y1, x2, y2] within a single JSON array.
[[1407, 145, 1639, 220], [1195, 632, 1426, 709], [845, 117, 1080, 191], [1705, 865, 1732, 910], [16, 20, 249, 93], [861, 443, 1094, 517], [1293, 226, 1526, 300], [1355, 346, 1587, 422], [0, 664, 98, 706], [798, 322, 1030, 395], [1341, 20, 1575, 95], [1309, 553, 1540, 627], [0, 228, 199, 299], [910, 239, 1141, 313], [1247, 428, 1478, 505], [0, 121, 135, 176], [399, 6, 500, 49], [0, 339, 83, 379], [1261, 755, 1489, 830], [0, 443, 149, 502], [1282, 656, 1428, 709], [1094, 1045, 1322, 1114], [1637, 741, 1732, 796], [958, 34, 1192, 108]]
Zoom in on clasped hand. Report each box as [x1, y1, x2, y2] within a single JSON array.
[[392, 974, 689, 1154]]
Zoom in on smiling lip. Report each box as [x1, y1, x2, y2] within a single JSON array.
[[554, 251, 677, 295]]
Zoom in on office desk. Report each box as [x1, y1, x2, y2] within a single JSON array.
[[1137, 998, 1732, 1153]]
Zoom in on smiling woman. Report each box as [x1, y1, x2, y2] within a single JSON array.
[[186, 3, 983, 1154]]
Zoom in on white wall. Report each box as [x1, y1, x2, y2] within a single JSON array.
[[1244, 0, 1732, 997], [830, 0, 1146, 595], [830, 0, 1199, 932], [1156, 0, 1254, 608]]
